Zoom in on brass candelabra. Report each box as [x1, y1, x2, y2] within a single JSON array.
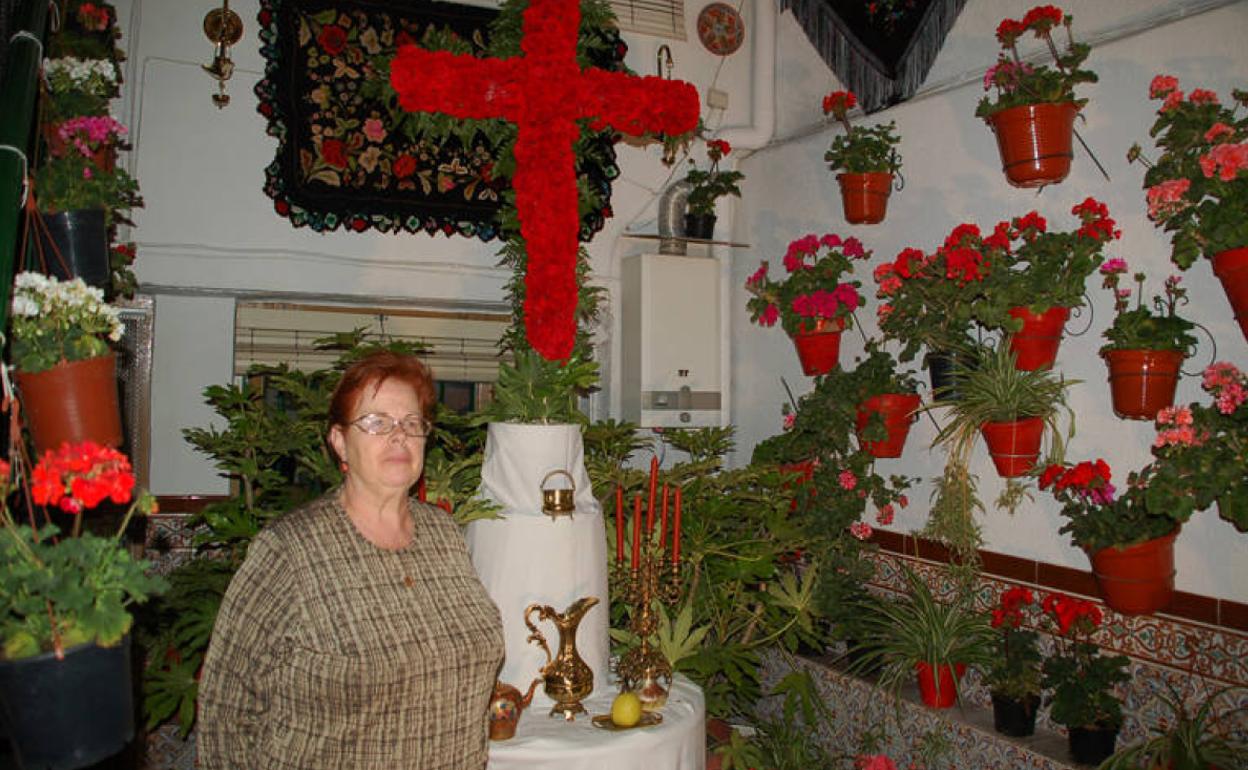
[[613, 543, 683, 710]]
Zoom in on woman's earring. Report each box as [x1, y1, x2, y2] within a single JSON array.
[[340, 461, 348, 472]]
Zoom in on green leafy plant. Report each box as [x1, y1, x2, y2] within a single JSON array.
[[1098, 685, 1248, 770], [473, 349, 599, 425], [975, 5, 1097, 118], [34, 148, 142, 224], [1098, 262, 1197, 353], [821, 90, 902, 174], [1128, 78, 1248, 268], [1, 444, 163, 660], [7, 272, 124, 373], [1041, 460, 1187, 553], [847, 566, 995, 705], [1146, 362, 1248, 531], [745, 232, 868, 337], [685, 139, 744, 216], [42, 56, 120, 122], [1040, 592, 1129, 730], [984, 586, 1043, 702]]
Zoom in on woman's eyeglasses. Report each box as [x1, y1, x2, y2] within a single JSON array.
[[349, 413, 432, 438]]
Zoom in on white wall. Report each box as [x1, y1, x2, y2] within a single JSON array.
[[732, 0, 1248, 602], [112, 0, 761, 493]]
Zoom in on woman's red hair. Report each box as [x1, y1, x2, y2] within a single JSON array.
[[328, 351, 436, 428]]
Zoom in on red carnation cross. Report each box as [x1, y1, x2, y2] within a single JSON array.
[[390, 0, 700, 361]]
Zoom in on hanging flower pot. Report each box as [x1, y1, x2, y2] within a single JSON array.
[[35, 209, 112, 291], [1008, 305, 1070, 371], [914, 661, 965, 708], [790, 317, 846, 376], [1088, 528, 1179, 616], [837, 172, 893, 225], [1068, 722, 1119, 766], [981, 416, 1044, 478], [855, 393, 922, 458], [986, 102, 1079, 188], [15, 353, 124, 454], [0, 635, 134, 770], [684, 212, 717, 240], [1212, 246, 1248, 343], [991, 692, 1040, 737], [1103, 349, 1185, 420]]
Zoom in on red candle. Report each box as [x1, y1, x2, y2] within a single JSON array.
[[615, 485, 625, 563], [646, 456, 659, 534], [659, 484, 669, 549], [632, 494, 643, 570], [672, 486, 682, 564]]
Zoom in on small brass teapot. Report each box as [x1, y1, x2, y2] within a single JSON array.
[[540, 469, 576, 519], [488, 677, 541, 740], [524, 596, 598, 719]]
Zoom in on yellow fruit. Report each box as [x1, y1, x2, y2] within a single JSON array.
[[610, 691, 642, 727]]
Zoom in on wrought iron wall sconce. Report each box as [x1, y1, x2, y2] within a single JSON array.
[[202, 1, 243, 108]]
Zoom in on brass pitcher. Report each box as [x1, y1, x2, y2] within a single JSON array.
[[524, 596, 599, 720]]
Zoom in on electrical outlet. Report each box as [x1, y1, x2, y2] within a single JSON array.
[[706, 88, 729, 110]]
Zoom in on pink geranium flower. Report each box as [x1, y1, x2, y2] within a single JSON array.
[[838, 469, 857, 490], [849, 521, 873, 541]]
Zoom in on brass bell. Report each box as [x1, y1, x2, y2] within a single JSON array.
[[540, 469, 576, 519]]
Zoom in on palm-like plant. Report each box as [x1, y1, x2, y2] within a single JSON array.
[[1098, 685, 1247, 770], [847, 566, 996, 705]]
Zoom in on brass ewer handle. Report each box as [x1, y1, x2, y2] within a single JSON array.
[[523, 603, 554, 674]]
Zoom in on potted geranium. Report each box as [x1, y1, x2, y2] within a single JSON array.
[[977, 199, 1121, 371], [1147, 362, 1247, 532], [1039, 592, 1130, 766], [1039, 460, 1188, 615], [977, 5, 1097, 187], [847, 343, 922, 459], [874, 224, 997, 393], [1099, 261, 1197, 420], [8, 272, 125, 453], [0, 442, 164, 768], [745, 232, 868, 375], [1129, 78, 1248, 342], [822, 89, 902, 224], [42, 56, 121, 128], [683, 138, 744, 239], [985, 587, 1043, 737]]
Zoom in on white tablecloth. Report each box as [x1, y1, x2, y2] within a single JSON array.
[[486, 675, 705, 770]]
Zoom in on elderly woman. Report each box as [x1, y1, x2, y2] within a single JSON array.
[[198, 351, 504, 769]]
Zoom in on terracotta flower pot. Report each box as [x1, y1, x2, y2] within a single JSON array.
[[1212, 246, 1248, 343], [836, 172, 893, 225], [15, 353, 124, 454], [855, 393, 922, 458], [1008, 305, 1069, 370], [790, 317, 845, 376], [1103, 349, 1185, 420], [980, 416, 1043, 478], [1088, 528, 1179, 616], [914, 661, 965, 708], [986, 102, 1079, 188]]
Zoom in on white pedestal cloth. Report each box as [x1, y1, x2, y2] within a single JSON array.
[[467, 423, 610, 710], [486, 675, 706, 770]]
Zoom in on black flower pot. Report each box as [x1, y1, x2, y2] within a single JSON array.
[[0, 635, 134, 769], [1068, 723, 1118, 766], [924, 349, 977, 402], [991, 692, 1040, 737], [684, 212, 717, 240], [35, 208, 110, 291]]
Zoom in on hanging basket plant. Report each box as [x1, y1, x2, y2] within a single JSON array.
[[822, 90, 902, 224]]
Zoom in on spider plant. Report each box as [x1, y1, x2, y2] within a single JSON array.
[[847, 565, 995, 706], [1098, 685, 1247, 770]]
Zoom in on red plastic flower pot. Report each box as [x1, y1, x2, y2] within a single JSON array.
[[836, 172, 893, 225], [1008, 305, 1070, 370], [855, 393, 922, 458], [790, 317, 846, 376], [1103, 349, 1185, 421], [914, 661, 965, 708], [985, 102, 1078, 188], [15, 353, 124, 454], [1088, 528, 1179, 616], [1212, 246, 1248, 343], [980, 417, 1043, 478]]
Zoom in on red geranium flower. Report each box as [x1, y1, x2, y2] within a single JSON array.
[[822, 90, 857, 117]]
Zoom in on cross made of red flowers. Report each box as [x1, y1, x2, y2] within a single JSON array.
[[389, 0, 700, 361]]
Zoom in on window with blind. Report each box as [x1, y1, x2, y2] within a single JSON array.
[[609, 0, 686, 40], [233, 302, 511, 388]]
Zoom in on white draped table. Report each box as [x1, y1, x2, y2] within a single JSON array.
[[486, 675, 706, 770]]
